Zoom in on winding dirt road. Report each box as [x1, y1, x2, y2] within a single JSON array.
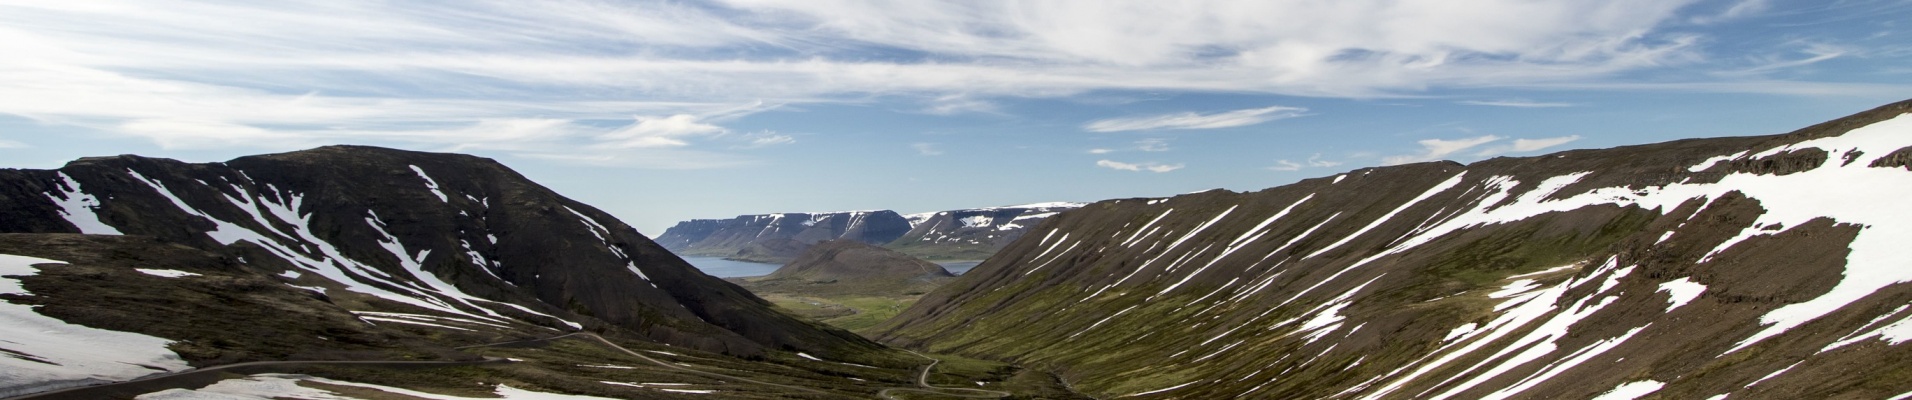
[[875, 350, 1011, 399]]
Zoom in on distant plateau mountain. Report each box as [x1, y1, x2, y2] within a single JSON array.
[[657, 202, 1085, 263]]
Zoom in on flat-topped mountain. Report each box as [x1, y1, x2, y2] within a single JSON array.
[[875, 100, 1912, 399], [656, 210, 913, 263], [660, 202, 1085, 263]]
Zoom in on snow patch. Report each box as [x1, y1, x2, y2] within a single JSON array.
[[1689, 151, 1747, 172], [135, 269, 200, 278], [1589, 380, 1664, 400], [1124, 381, 1197, 397], [2, 254, 191, 396], [409, 165, 449, 203], [1657, 278, 1707, 312], [45, 172, 123, 235], [1444, 323, 1478, 342]]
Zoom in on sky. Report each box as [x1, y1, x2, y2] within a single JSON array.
[[2, 0, 1910, 235]]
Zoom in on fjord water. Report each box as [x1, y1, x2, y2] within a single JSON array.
[[683, 256, 984, 277], [681, 256, 782, 277]]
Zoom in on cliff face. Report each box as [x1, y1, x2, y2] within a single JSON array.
[[657, 211, 914, 262], [875, 100, 1912, 399], [0, 146, 883, 360]]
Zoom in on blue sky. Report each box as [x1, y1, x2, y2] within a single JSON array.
[[1, 0, 1909, 234]]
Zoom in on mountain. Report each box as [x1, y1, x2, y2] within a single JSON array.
[[889, 202, 1089, 261], [875, 100, 1912, 399], [656, 210, 913, 263], [658, 202, 1085, 263], [766, 240, 955, 284], [0, 146, 903, 395]]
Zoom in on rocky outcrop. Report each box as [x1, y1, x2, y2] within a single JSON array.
[[767, 240, 953, 283], [875, 99, 1912, 399], [0, 146, 885, 362], [657, 211, 913, 263]]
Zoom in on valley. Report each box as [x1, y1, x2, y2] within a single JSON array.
[[2, 100, 1910, 399], [6, 3, 1907, 399]]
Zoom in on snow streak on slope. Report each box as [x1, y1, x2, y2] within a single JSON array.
[[1315, 112, 1912, 355], [122, 169, 567, 330], [1, 254, 190, 396], [45, 173, 122, 235], [888, 109, 1912, 399]]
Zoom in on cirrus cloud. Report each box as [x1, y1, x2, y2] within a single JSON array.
[[1085, 106, 1308, 132], [0, 0, 1891, 167], [1096, 159, 1184, 173], [1382, 134, 1583, 165]]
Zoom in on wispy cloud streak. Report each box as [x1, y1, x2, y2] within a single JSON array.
[[1085, 106, 1308, 132]]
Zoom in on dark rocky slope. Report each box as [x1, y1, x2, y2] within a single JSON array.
[[876, 100, 1912, 399], [0, 146, 884, 361]]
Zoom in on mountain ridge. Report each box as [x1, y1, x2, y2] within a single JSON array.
[[874, 99, 1912, 399], [661, 202, 1086, 263], [1, 145, 887, 360]]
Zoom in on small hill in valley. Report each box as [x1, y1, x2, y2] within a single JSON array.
[[738, 240, 957, 333], [768, 240, 955, 283]]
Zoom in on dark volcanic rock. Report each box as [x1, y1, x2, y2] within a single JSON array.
[[0, 146, 884, 360], [875, 99, 1912, 399], [767, 240, 954, 283]]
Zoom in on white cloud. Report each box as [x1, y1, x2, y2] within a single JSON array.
[[1085, 106, 1308, 132], [1136, 138, 1171, 152], [736, 130, 796, 148], [0, 0, 1873, 159], [913, 143, 943, 156], [1269, 160, 1305, 171], [0, 139, 30, 149], [1474, 135, 1583, 156], [1269, 153, 1343, 171], [516, 149, 758, 169], [1459, 100, 1575, 108], [1718, 42, 1849, 76], [1382, 135, 1504, 165], [1691, 0, 1768, 24], [1087, 138, 1173, 154], [1384, 134, 1585, 165], [1096, 159, 1183, 173], [597, 114, 725, 149], [921, 94, 998, 115]]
